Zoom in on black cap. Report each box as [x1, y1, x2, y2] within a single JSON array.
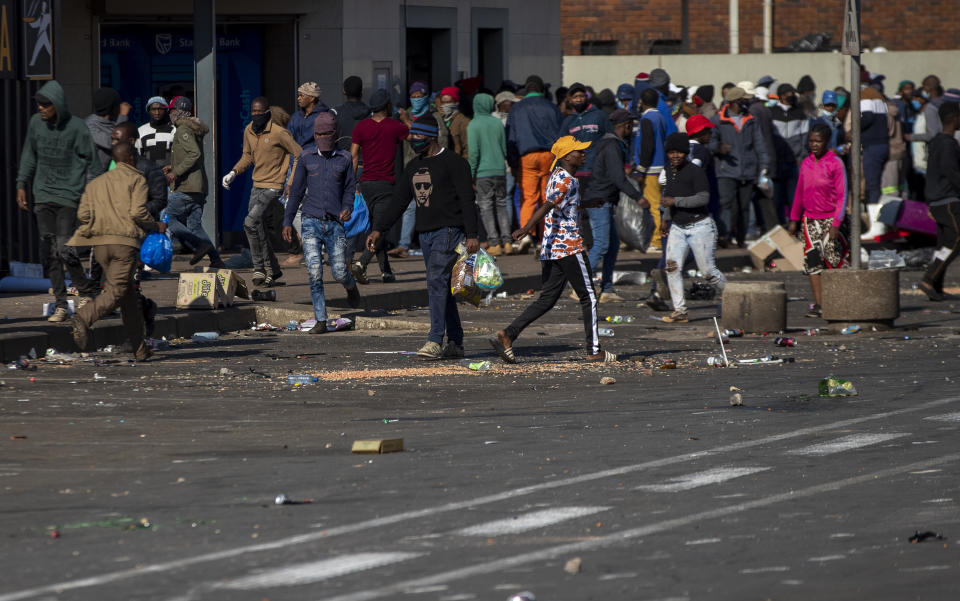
[[777, 83, 796, 96], [664, 132, 690, 154], [93, 87, 121, 117], [369, 88, 391, 112], [608, 108, 635, 125], [343, 76, 363, 98], [567, 82, 587, 96]]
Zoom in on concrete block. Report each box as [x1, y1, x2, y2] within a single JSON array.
[[721, 281, 787, 333], [821, 269, 900, 323]]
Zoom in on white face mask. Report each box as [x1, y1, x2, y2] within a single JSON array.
[[440, 103, 458, 118]]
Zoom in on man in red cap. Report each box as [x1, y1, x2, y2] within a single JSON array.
[[437, 86, 470, 159]]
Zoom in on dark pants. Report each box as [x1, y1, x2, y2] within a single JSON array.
[[863, 143, 889, 206], [923, 200, 960, 292], [35, 203, 95, 309], [75, 244, 146, 357], [358, 181, 394, 275], [505, 252, 601, 355], [718, 178, 754, 245], [244, 187, 282, 276], [419, 226, 464, 345], [166, 191, 222, 263]]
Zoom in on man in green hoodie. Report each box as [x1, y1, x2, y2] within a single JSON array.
[[16, 80, 102, 322], [468, 92, 511, 255]]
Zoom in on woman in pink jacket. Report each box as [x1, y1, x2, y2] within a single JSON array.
[[787, 123, 849, 318]]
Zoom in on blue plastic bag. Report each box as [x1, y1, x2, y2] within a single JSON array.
[[344, 191, 370, 238], [140, 214, 173, 273]]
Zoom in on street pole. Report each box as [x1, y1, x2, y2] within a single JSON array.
[[842, 0, 862, 268], [195, 0, 218, 246]]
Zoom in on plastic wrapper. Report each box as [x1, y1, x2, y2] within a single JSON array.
[[451, 245, 484, 306], [615, 179, 655, 251], [867, 249, 905, 270], [474, 248, 503, 290], [818, 377, 858, 397]]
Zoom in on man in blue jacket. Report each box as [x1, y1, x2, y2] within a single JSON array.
[[506, 75, 562, 253], [560, 82, 613, 192]]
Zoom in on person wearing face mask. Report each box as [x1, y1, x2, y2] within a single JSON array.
[[437, 86, 470, 160], [222, 96, 302, 288], [137, 96, 175, 167], [616, 84, 635, 112], [814, 90, 842, 154], [560, 82, 613, 211], [904, 90, 943, 204], [284, 112, 362, 331], [770, 83, 811, 227]]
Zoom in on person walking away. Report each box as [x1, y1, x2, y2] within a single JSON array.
[[856, 86, 892, 239], [284, 112, 362, 330], [710, 86, 771, 247], [15, 80, 101, 322], [438, 86, 470, 159], [468, 92, 511, 256], [770, 83, 811, 226], [85, 87, 132, 171], [333, 76, 370, 151], [350, 89, 409, 284], [137, 96, 175, 167], [222, 96, 302, 288], [162, 96, 224, 268], [787, 123, 849, 318], [583, 109, 647, 302], [658, 133, 726, 323], [489, 136, 616, 364], [506, 75, 562, 253], [905, 90, 941, 203], [634, 88, 672, 251], [366, 115, 479, 359], [66, 143, 164, 361], [917, 102, 960, 301]]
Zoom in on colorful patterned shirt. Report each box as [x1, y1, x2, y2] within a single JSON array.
[[540, 168, 584, 260]]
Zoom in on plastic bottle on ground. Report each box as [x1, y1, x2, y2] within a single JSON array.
[[191, 332, 219, 342], [841, 325, 861, 335], [287, 374, 318, 386], [598, 327, 615, 337]]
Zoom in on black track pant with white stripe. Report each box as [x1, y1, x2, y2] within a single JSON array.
[[504, 252, 601, 355]]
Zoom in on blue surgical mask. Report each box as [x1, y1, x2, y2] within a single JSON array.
[[911, 99, 922, 110], [820, 108, 835, 119], [617, 100, 630, 109], [410, 96, 430, 117], [921, 90, 931, 100]]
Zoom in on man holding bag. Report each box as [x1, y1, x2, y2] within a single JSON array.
[[284, 112, 362, 333], [66, 143, 165, 361]]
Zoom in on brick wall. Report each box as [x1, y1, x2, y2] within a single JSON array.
[[562, 0, 960, 55]]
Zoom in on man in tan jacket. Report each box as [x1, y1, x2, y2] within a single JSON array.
[[222, 96, 302, 287], [67, 142, 165, 361]]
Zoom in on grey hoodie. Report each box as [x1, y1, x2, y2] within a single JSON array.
[[85, 112, 130, 172]]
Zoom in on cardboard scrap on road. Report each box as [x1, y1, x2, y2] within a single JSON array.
[[748, 225, 803, 271], [352, 438, 404, 454]]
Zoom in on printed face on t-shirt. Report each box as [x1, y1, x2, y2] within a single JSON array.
[[413, 167, 432, 207]]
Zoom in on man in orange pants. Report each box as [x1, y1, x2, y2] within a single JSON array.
[[506, 75, 562, 251]]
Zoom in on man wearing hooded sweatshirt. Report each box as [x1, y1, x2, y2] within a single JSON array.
[[137, 96, 175, 167], [85, 87, 132, 172], [16, 80, 101, 322], [770, 83, 811, 225], [468, 92, 511, 255], [162, 96, 224, 269], [560, 82, 613, 198], [222, 96, 303, 288]]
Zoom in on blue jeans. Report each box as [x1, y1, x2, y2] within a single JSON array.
[[419, 226, 465, 345], [398, 201, 416, 249], [665, 217, 726, 313], [166, 191, 221, 263], [586, 203, 619, 292], [301, 217, 356, 322]]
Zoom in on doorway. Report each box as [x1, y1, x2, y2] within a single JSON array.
[[405, 27, 451, 92], [477, 28, 503, 89]]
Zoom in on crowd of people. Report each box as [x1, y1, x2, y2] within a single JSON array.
[[14, 64, 960, 362]]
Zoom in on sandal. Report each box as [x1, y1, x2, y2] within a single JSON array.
[[586, 350, 618, 363], [489, 336, 517, 364]]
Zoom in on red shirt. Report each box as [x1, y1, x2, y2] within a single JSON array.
[[352, 117, 409, 183]]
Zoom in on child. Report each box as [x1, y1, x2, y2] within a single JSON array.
[[490, 136, 616, 363], [787, 123, 848, 317], [660, 132, 727, 323]]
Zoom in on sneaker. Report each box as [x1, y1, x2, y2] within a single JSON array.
[[69, 316, 90, 350], [661, 310, 689, 323], [515, 234, 534, 253], [599, 291, 625, 303], [282, 253, 304, 267], [251, 271, 266, 287], [417, 340, 443, 360], [351, 262, 369, 285], [645, 292, 671, 312], [47, 307, 69, 323], [487, 244, 503, 257], [387, 247, 408, 259], [806, 303, 823, 318], [263, 272, 283, 287], [190, 242, 213, 266], [346, 285, 362, 309], [440, 342, 465, 359], [382, 272, 396, 284]]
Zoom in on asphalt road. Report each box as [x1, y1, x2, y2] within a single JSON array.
[[1, 277, 959, 601]]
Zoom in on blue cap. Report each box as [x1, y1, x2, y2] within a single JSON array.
[[616, 83, 634, 100], [822, 90, 838, 106]]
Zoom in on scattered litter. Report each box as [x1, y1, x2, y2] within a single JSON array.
[[28, 348, 37, 360], [868, 249, 906, 270], [284, 320, 300, 331], [252, 322, 282, 332], [274, 494, 313, 505], [741, 266, 753, 273], [564, 556, 582, 575], [819, 377, 858, 397], [50, 529, 60, 539], [8, 357, 35, 371], [50, 517, 151, 531], [729, 386, 743, 407], [300, 319, 318, 331], [147, 337, 170, 350], [460, 360, 491, 371], [495, 291, 509, 299], [707, 356, 727, 367], [841, 325, 861, 335], [712, 317, 731, 369], [326, 317, 353, 332], [598, 327, 615, 337], [908, 531, 946, 544], [44, 348, 79, 363], [93, 373, 107, 381], [611, 270, 648, 285], [803, 328, 820, 336], [600, 376, 617, 385], [191, 331, 220, 342], [351, 438, 404, 454], [738, 355, 788, 365], [659, 359, 677, 370], [775, 337, 797, 347], [605, 315, 635, 323], [99, 345, 116, 353], [721, 328, 744, 337], [251, 289, 277, 301], [287, 374, 318, 386], [219, 367, 234, 376]]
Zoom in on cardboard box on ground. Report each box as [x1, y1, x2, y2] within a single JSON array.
[[748, 225, 803, 272], [176, 269, 250, 309]]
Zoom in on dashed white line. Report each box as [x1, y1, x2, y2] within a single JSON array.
[[787, 433, 909, 456], [454, 506, 610, 537], [924, 411, 960, 422], [634, 467, 770, 492], [214, 553, 423, 589]]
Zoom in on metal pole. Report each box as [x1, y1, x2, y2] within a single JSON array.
[[849, 54, 862, 268], [763, 0, 773, 54], [729, 0, 739, 55], [194, 0, 218, 245]]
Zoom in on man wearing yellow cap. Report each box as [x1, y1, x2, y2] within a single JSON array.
[[489, 136, 617, 363]]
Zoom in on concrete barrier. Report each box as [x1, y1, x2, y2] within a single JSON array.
[[721, 281, 787, 334], [821, 269, 899, 325]]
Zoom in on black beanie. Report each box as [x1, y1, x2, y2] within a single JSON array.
[[797, 75, 816, 94], [694, 84, 714, 104], [93, 87, 121, 117], [665, 132, 690, 154], [343, 76, 363, 98]]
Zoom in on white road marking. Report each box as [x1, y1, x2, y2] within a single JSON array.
[[454, 506, 609, 537], [214, 553, 422, 589], [808, 555, 846, 562], [3, 396, 957, 601], [684, 538, 722, 545], [787, 433, 909, 456], [597, 572, 639, 580], [740, 566, 789, 574], [899, 565, 952, 572], [313, 452, 960, 601], [922, 498, 953, 503], [924, 411, 960, 422], [634, 467, 770, 492]]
